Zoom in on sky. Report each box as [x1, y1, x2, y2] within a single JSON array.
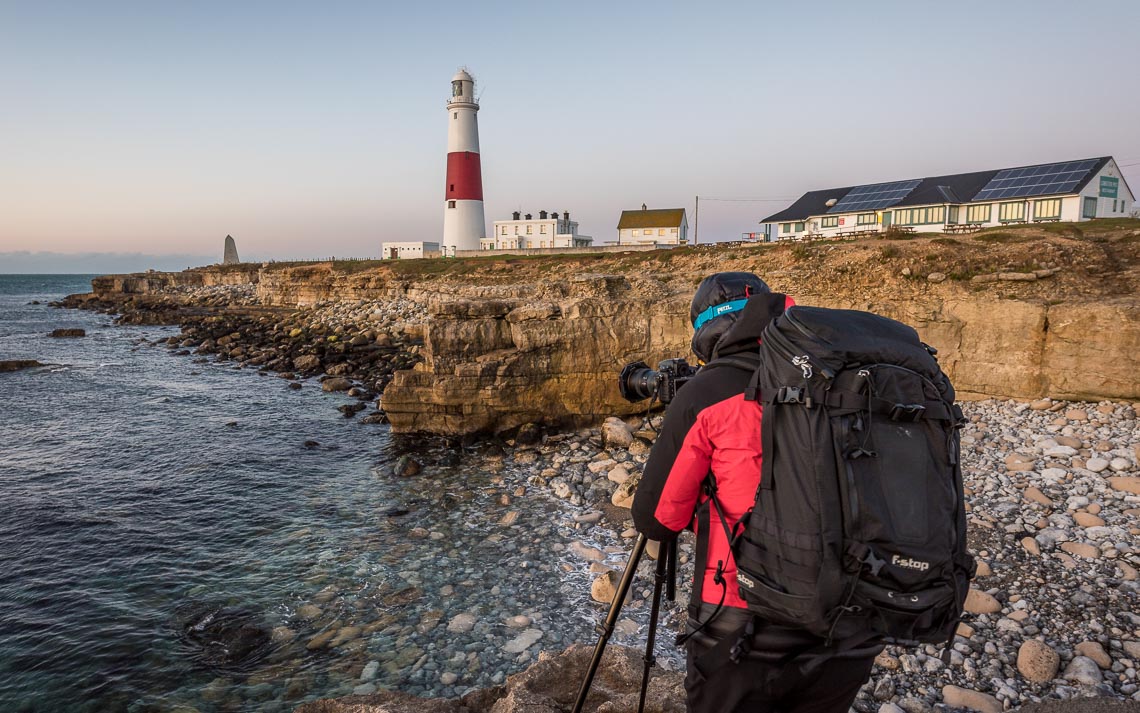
[[1, 0, 1138, 271]]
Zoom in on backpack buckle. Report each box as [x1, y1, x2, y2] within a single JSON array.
[[889, 403, 925, 422], [776, 386, 805, 404]]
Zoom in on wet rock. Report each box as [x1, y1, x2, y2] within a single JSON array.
[[447, 613, 476, 634], [0, 360, 44, 372], [393, 456, 421, 477], [172, 602, 271, 668], [322, 377, 353, 392], [49, 328, 85, 337], [502, 628, 543, 654]]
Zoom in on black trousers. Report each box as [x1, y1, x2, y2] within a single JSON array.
[[684, 641, 876, 713]]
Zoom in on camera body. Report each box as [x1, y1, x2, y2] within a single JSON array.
[[618, 358, 699, 405]]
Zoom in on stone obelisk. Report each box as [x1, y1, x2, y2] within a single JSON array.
[[222, 235, 240, 265]]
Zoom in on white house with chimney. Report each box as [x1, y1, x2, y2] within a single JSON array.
[[482, 210, 593, 250]]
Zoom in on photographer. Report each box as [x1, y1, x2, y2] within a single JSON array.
[[631, 272, 881, 713]]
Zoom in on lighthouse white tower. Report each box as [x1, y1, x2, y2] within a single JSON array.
[[442, 69, 485, 253]]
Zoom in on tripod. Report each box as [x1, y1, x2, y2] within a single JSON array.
[[571, 533, 676, 713]]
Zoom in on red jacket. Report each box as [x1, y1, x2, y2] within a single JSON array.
[[632, 294, 795, 608]]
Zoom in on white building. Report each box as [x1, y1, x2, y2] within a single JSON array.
[[761, 156, 1134, 241], [442, 69, 486, 252], [482, 210, 593, 250], [382, 241, 440, 260], [616, 206, 688, 245]]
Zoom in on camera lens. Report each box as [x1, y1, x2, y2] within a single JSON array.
[[618, 361, 659, 402]]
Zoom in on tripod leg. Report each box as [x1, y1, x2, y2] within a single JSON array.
[[571, 533, 647, 713], [638, 540, 669, 713]]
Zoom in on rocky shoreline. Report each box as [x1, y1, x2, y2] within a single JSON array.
[[54, 279, 1140, 712], [59, 283, 428, 423]]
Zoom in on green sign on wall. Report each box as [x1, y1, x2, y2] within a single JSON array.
[[1100, 176, 1119, 198]]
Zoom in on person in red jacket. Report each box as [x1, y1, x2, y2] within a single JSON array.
[[632, 272, 881, 713]]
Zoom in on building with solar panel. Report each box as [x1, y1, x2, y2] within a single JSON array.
[[760, 156, 1134, 241]]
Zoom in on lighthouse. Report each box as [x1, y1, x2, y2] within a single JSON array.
[[442, 69, 485, 253]]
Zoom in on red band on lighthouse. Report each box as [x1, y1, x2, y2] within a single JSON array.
[[445, 152, 483, 201]]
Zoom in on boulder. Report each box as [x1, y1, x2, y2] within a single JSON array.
[[393, 456, 421, 477], [591, 571, 617, 603], [1016, 639, 1060, 682], [293, 354, 322, 372], [0, 360, 43, 372], [602, 418, 634, 449], [1107, 477, 1140, 494], [322, 377, 353, 392]]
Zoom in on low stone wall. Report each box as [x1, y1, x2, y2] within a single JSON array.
[[453, 244, 662, 258]]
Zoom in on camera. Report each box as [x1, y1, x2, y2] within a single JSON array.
[[618, 358, 699, 404]]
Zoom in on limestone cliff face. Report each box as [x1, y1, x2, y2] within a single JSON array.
[[383, 286, 1140, 435], [383, 276, 691, 434], [91, 267, 260, 296]]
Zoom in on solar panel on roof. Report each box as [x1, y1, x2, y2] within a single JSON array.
[[828, 179, 920, 213], [973, 159, 1099, 201]]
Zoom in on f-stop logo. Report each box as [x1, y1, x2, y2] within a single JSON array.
[[891, 555, 930, 572], [737, 572, 755, 590]]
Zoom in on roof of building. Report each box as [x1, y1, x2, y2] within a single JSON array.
[[761, 157, 1113, 223], [617, 208, 686, 229]]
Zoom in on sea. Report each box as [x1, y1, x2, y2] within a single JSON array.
[[0, 275, 645, 713]]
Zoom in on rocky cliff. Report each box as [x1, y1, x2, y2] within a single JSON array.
[[79, 221, 1140, 435]]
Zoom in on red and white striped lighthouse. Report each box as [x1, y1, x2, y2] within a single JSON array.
[[442, 69, 485, 253]]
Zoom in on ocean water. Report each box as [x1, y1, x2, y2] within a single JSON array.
[[0, 275, 641, 713]]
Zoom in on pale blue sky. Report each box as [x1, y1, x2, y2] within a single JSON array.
[[1, 0, 1138, 268]]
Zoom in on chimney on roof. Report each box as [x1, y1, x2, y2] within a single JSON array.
[[564, 211, 570, 219], [525, 213, 532, 220], [552, 212, 559, 219], [512, 211, 520, 220], [641, 203, 647, 210], [539, 210, 548, 219]]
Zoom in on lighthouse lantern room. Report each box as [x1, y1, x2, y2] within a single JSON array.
[[442, 69, 485, 253]]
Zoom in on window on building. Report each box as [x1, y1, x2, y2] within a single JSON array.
[[514, 226, 519, 234], [999, 202, 1026, 222], [632, 230, 640, 236], [540, 225, 547, 234], [1034, 198, 1062, 220], [895, 206, 946, 225], [448, 200, 456, 209], [947, 206, 959, 224], [453, 112, 457, 119], [1083, 196, 1097, 218], [965, 204, 991, 223], [658, 229, 665, 236], [671, 228, 678, 234], [1113, 199, 1118, 212], [501, 226, 507, 235], [857, 213, 876, 225], [526, 225, 533, 234], [821, 216, 839, 228], [795, 222, 805, 233]]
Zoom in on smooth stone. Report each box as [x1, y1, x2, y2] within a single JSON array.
[[964, 588, 1001, 614], [502, 628, 543, 654], [447, 613, 477, 634], [1017, 639, 1060, 682], [941, 685, 1002, 713], [1075, 641, 1112, 669], [1063, 656, 1103, 685], [1059, 542, 1100, 559]]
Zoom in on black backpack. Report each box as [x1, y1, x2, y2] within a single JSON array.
[[698, 305, 975, 662]]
